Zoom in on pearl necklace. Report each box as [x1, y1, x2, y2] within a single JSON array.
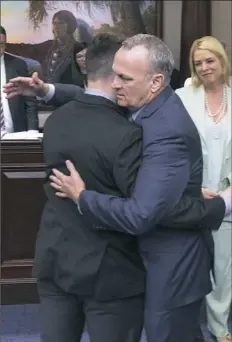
[[205, 86, 227, 124]]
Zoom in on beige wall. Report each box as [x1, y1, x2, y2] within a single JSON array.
[[163, 0, 232, 70], [211, 1, 232, 61], [163, 1, 182, 69]]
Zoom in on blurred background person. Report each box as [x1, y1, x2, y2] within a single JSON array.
[[0, 25, 38, 137], [71, 42, 88, 87], [176, 36, 231, 342], [43, 10, 77, 83], [53, 41, 88, 89]]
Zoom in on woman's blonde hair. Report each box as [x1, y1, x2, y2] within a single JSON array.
[[189, 36, 231, 88]]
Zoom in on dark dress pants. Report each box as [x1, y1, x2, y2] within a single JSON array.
[[145, 297, 205, 342], [38, 280, 144, 342]]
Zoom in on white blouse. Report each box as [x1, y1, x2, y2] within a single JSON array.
[[204, 113, 228, 191]]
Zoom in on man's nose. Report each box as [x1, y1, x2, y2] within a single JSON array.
[[112, 78, 121, 89]]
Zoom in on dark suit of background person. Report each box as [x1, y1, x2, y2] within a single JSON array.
[[0, 25, 38, 132], [76, 86, 226, 342], [3, 54, 38, 131]]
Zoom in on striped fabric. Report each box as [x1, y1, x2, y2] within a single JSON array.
[[0, 95, 6, 138]]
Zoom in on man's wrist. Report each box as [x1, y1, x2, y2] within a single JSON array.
[[36, 84, 49, 97], [73, 190, 85, 214], [36, 84, 54, 101], [72, 188, 85, 201]]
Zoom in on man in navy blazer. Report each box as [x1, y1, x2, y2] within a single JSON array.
[[50, 34, 231, 342]]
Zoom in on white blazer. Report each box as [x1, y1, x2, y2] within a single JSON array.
[[184, 77, 192, 87], [176, 85, 231, 193]]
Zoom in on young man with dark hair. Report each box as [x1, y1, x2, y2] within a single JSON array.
[[33, 34, 145, 342]]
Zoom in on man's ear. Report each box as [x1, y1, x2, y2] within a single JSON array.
[[150, 73, 164, 93]]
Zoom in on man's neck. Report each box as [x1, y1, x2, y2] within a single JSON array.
[[87, 80, 115, 98]]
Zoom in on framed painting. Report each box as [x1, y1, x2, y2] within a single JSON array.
[[1, 0, 163, 82]]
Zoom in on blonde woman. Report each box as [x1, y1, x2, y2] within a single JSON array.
[[176, 36, 231, 342]]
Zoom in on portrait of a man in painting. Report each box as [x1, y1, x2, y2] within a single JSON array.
[[43, 10, 79, 83], [3, 1, 163, 84]]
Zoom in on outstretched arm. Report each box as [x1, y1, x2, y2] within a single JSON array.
[[3, 72, 83, 107], [46, 83, 83, 107]]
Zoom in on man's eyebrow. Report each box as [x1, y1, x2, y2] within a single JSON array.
[[118, 74, 133, 80]]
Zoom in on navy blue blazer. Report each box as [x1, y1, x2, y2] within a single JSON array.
[[79, 86, 225, 307]]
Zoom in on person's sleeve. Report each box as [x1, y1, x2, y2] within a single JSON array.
[[79, 127, 191, 235]]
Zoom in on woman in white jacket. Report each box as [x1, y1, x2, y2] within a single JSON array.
[[176, 36, 231, 342]]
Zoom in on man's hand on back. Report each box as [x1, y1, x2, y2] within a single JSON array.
[[50, 160, 86, 201], [202, 187, 218, 199]]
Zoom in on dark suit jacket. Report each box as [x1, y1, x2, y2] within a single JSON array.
[[79, 87, 226, 308], [4, 53, 38, 131], [47, 83, 83, 108], [34, 94, 145, 301]]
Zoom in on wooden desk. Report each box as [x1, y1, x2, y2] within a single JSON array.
[[1, 140, 46, 304]]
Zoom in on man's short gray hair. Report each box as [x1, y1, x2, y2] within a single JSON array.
[[122, 34, 175, 86]]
